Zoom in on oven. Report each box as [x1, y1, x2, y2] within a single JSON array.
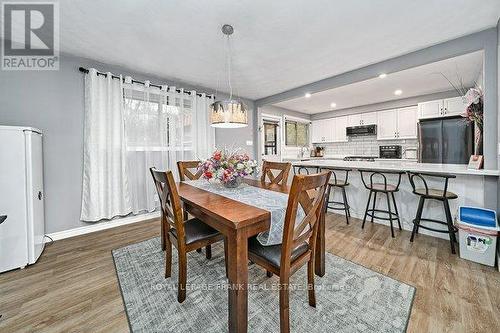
[[379, 145, 402, 159]]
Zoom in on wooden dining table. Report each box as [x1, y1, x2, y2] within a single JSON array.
[[177, 178, 326, 333]]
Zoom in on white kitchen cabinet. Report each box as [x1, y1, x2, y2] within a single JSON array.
[[418, 96, 466, 119], [397, 106, 418, 139], [377, 107, 417, 140], [362, 112, 378, 125], [377, 109, 398, 140], [418, 100, 442, 119], [348, 112, 377, 126], [443, 96, 466, 117], [311, 119, 334, 143], [333, 116, 348, 142], [347, 114, 362, 127]]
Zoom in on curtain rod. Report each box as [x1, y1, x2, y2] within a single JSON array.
[[78, 67, 214, 98]]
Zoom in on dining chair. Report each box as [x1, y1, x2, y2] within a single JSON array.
[[260, 161, 292, 185], [248, 171, 331, 333], [150, 168, 226, 303], [177, 160, 203, 181]]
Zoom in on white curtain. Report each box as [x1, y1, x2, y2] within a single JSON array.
[[122, 80, 215, 214], [81, 69, 132, 221]]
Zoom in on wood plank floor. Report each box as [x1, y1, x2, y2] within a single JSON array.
[[1, 214, 499, 332]]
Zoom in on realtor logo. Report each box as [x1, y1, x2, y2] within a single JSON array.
[[2, 1, 59, 70]]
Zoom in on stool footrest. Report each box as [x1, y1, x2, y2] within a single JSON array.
[[366, 209, 399, 221], [412, 218, 458, 234]]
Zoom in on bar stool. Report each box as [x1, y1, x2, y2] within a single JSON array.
[[320, 167, 352, 224], [359, 169, 405, 238], [407, 172, 458, 254], [293, 165, 319, 175]]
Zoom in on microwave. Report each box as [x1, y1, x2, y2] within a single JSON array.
[[346, 125, 377, 137]]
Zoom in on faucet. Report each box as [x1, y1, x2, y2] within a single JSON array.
[[299, 145, 309, 158]]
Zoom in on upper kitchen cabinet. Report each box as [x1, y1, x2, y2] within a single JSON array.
[[418, 96, 466, 119], [377, 109, 398, 140], [397, 106, 418, 139], [377, 106, 417, 140], [311, 119, 334, 143], [348, 111, 377, 126], [311, 116, 348, 143], [333, 116, 348, 142]]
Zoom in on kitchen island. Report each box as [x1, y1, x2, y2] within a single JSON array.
[[292, 159, 499, 239]]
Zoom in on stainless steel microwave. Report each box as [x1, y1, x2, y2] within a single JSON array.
[[346, 125, 377, 137]]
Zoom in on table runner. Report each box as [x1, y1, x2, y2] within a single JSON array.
[[184, 180, 305, 246]]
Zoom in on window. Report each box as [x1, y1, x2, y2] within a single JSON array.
[[123, 88, 193, 153], [285, 120, 309, 146]]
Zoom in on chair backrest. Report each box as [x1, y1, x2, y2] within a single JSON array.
[[177, 161, 203, 181], [358, 169, 405, 191], [261, 161, 292, 185], [320, 167, 351, 184], [150, 168, 186, 243], [407, 171, 456, 197], [280, 171, 331, 269]]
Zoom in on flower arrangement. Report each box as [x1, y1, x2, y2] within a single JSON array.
[[198, 147, 257, 188], [440, 72, 484, 155]]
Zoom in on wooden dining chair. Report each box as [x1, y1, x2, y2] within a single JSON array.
[[260, 161, 292, 185], [177, 160, 210, 254], [177, 160, 203, 181], [150, 168, 226, 303], [248, 171, 331, 333]]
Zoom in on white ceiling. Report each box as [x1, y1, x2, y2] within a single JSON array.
[[12, 1, 500, 99], [274, 51, 484, 114]]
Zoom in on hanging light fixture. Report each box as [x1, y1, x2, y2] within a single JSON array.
[[210, 24, 248, 128]]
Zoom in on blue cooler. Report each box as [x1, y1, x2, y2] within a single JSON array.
[[457, 207, 499, 267]]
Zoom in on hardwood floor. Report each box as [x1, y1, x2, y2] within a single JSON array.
[[1, 214, 499, 332]]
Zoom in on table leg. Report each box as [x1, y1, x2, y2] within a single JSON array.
[[315, 204, 326, 277], [227, 231, 248, 333]]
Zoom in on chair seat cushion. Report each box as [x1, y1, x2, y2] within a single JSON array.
[[415, 188, 458, 199], [170, 218, 220, 245], [248, 236, 309, 269], [369, 183, 397, 192]]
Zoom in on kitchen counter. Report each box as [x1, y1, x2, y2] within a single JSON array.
[[292, 159, 500, 176]]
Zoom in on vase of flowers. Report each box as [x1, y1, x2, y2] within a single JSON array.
[[198, 148, 257, 188]]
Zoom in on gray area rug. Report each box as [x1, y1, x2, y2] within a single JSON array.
[[112, 238, 415, 332]]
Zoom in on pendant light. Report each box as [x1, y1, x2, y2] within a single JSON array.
[[210, 24, 248, 128]]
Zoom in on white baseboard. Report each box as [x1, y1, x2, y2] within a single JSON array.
[[46, 212, 160, 241]]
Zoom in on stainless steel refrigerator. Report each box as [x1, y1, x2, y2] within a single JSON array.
[[418, 116, 473, 164]]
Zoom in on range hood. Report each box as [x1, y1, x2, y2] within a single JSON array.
[[346, 124, 377, 137]]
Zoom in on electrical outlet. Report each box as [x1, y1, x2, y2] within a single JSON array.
[[246, 140, 253, 146]]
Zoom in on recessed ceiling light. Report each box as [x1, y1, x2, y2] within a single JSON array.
[[330, 102, 337, 108], [305, 93, 312, 98], [394, 89, 403, 96], [379, 73, 387, 79]]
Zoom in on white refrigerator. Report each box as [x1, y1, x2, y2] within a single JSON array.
[[0, 126, 45, 273]]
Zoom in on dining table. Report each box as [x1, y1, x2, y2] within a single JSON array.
[[177, 178, 326, 333]]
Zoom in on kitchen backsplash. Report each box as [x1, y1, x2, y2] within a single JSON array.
[[316, 136, 418, 157]]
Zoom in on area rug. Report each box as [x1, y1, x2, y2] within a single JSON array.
[[112, 238, 415, 332]]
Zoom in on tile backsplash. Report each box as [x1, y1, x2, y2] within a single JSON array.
[[315, 136, 418, 157]]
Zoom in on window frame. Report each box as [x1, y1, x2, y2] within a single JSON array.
[[284, 119, 310, 147]]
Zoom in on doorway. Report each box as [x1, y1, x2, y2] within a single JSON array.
[[259, 114, 282, 163]]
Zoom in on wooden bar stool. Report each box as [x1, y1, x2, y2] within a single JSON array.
[[359, 169, 404, 238], [407, 172, 459, 254], [320, 167, 352, 224]]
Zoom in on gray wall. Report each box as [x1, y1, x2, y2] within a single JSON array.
[[0, 51, 255, 233]]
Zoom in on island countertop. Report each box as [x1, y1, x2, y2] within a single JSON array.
[[292, 159, 500, 176]]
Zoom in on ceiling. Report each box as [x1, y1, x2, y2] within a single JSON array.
[[274, 51, 484, 114], [8, 0, 500, 100]]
